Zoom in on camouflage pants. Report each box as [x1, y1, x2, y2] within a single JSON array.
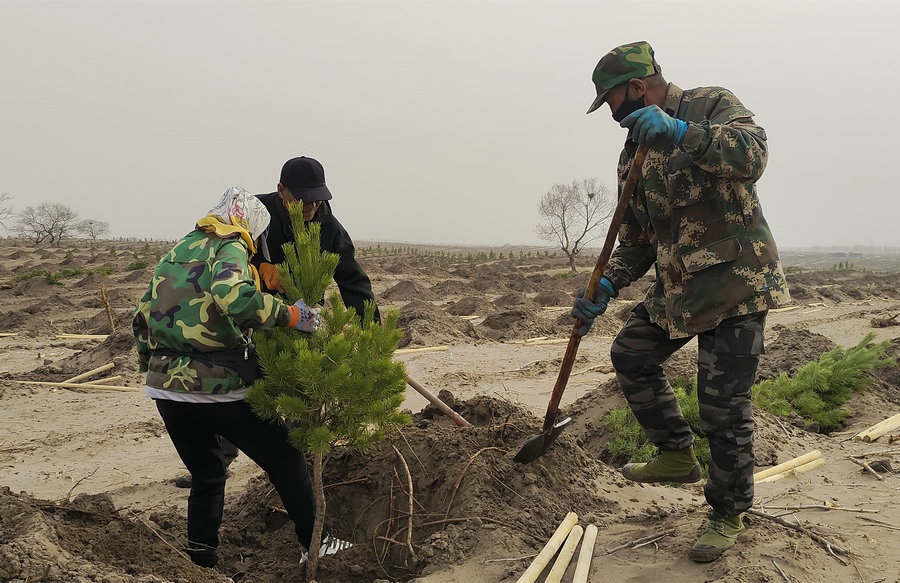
[[610, 304, 766, 516]]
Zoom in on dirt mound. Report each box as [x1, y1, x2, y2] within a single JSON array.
[[11, 277, 55, 297], [428, 279, 473, 296], [214, 394, 620, 582], [382, 280, 436, 302], [398, 300, 480, 347], [532, 289, 572, 307], [479, 309, 557, 341], [444, 296, 496, 317], [0, 488, 223, 583], [38, 329, 138, 378], [491, 291, 533, 308], [757, 325, 836, 380], [119, 268, 152, 283], [0, 310, 29, 332]]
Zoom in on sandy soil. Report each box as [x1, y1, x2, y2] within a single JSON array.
[[1, 240, 899, 583]]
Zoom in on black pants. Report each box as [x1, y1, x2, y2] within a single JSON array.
[[155, 399, 317, 566]]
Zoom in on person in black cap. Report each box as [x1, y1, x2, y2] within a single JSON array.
[[253, 156, 380, 323], [173, 156, 380, 490]]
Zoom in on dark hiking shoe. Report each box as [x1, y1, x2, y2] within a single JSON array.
[[690, 511, 745, 562], [619, 447, 702, 483]]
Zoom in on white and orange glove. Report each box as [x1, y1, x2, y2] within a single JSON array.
[[287, 299, 321, 333], [259, 262, 285, 294]]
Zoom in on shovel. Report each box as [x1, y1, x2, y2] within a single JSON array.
[[514, 144, 649, 464]]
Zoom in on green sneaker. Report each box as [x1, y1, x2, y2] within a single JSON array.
[[690, 511, 745, 562], [619, 447, 702, 483]]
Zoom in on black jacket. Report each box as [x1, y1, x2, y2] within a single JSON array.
[[253, 192, 380, 322]]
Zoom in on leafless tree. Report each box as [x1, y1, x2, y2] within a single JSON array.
[[76, 219, 111, 245], [536, 178, 614, 271], [15, 202, 80, 246], [0, 193, 13, 231]]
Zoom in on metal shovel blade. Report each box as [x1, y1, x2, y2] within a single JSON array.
[[513, 416, 573, 464]]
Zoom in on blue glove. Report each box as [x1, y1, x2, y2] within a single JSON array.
[[571, 276, 616, 337], [620, 105, 687, 146]]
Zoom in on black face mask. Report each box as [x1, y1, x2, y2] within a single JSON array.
[[612, 90, 645, 123]]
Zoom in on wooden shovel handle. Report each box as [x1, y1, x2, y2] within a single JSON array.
[[540, 144, 650, 433]]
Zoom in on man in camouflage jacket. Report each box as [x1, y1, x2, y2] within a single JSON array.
[[132, 187, 348, 568], [575, 42, 790, 562]]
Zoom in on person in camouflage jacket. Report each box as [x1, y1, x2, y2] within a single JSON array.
[[575, 42, 790, 563], [132, 187, 351, 568]]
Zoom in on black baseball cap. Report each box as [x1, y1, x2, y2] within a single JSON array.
[[279, 156, 333, 202]]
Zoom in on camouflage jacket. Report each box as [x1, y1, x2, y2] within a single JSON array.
[[605, 83, 790, 338], [132, 230, 291, 394]]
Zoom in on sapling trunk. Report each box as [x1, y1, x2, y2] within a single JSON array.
[[306, 451, 326, 582]]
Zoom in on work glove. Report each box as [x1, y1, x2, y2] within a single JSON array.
[[621, 105, 688, 147], [258, 262, 285, 294], [287, 299, 321, 333], [571, 276, 617, 337]]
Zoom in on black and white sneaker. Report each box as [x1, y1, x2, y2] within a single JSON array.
[[299, 534, 353, 565]]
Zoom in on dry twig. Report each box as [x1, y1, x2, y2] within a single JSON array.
[[747, 508, 850, 564], [605, 530, 673, 554], [772, 559, 792, 582], [444, 447, 502, 519], [847, 456, 886, 481]]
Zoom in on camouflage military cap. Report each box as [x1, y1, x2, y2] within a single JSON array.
[[586, 41, 659, 114]]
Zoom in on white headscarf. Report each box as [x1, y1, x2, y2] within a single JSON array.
[[207, 186, 270, 241]]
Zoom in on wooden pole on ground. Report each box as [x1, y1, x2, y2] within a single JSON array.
[[62, 362, 115, 384], [545, 524, 584, 583], [855, 413, 900, 442], [754, 450, 821, 482], [515, 512, 578, 583], [9, 380, 137, 392], [573, 524, 598, 583]]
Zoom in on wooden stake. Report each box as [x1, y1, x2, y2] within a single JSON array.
[[63, 362, 115, 384], [88, 375, 123, 385], [10, 380, 137, 392], [545, 524, 583, 583], [573, 523, 598, 583], [100, 283, 115, 334], [515, 512, 578, 583], [756, 458, 826, 483], [754, 450, 821, 482], [56, 334, 110, 340], [394, 346, 449, 355], [855, 413, 900, 443]]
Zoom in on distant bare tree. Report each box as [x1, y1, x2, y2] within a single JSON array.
[[536, 178, 614, 272], [77, 219, 111, 246], [15, 202, 80, 246], [0, 193, 13, 230]]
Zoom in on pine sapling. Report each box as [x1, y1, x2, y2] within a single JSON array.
[[246, 203, 409, 581]]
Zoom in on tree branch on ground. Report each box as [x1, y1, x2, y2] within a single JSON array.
[[535, 178, 614, 272]]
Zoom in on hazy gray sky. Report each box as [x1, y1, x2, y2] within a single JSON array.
[[1, 1, 898, 248]]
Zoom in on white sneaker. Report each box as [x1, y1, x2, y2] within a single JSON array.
[[299, 534, 353, 565]]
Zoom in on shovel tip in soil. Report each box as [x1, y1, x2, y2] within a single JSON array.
[[512, 416, 572, 464]]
